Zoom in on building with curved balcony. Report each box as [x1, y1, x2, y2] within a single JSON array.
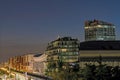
[[46, 37, 80, 63]]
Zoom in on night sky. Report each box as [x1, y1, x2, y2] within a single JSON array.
[[0, 0, 120, 62]]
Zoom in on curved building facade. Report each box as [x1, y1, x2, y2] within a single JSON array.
[[79, 41, 120, 67], [46, 37, 80, 63]]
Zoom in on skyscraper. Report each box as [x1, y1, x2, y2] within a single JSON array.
[[84, 19, 116, 41]]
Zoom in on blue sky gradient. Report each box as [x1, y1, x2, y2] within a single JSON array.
[[0, 0, 120, 62]]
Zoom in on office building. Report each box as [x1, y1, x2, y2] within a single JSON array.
[[84, 19, 116, 41], [46, 37, 80, 63]]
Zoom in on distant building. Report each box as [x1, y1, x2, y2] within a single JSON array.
[[84, 19, 116, 41], [9, 53, 34, 72], [0, 61, 8, 68], [79, 40, 120, 68], [46, 37, 80, 63], [33, 53, 47, 75], [8, 53, 47, 75]]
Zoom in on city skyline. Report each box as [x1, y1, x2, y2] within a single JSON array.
[[0, 0, 120, 62]]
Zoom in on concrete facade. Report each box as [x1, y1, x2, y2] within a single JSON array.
[[79, 50, 120, 68]]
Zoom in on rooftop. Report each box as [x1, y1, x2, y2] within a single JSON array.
[[50, 37, 78, 43], [85, 19, 114, 26], [80, 40, 120, 50]]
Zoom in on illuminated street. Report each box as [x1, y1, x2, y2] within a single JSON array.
[[0, 67, 47, 80]]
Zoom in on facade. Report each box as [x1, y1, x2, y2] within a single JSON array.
[[46, 37, 80, 63], [33, 53, 47, 75], [9, 53, 34, 72], [0, 62, 8, 68], [8, 53, 47, 75], [79, 41, 120, 68], [84, 19, 115, 41]]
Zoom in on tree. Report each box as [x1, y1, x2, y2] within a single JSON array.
[[57, 60, 63, 69], [82, 64, 96, 80], [112, 66, 120, 80], [80, 61, 120, 80], [95, 56, 112, 80]]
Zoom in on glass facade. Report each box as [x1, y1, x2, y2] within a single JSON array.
[[84, 20, 116, 41]]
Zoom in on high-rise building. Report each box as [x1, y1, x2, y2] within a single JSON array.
[[84, 19, 116, 41]]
